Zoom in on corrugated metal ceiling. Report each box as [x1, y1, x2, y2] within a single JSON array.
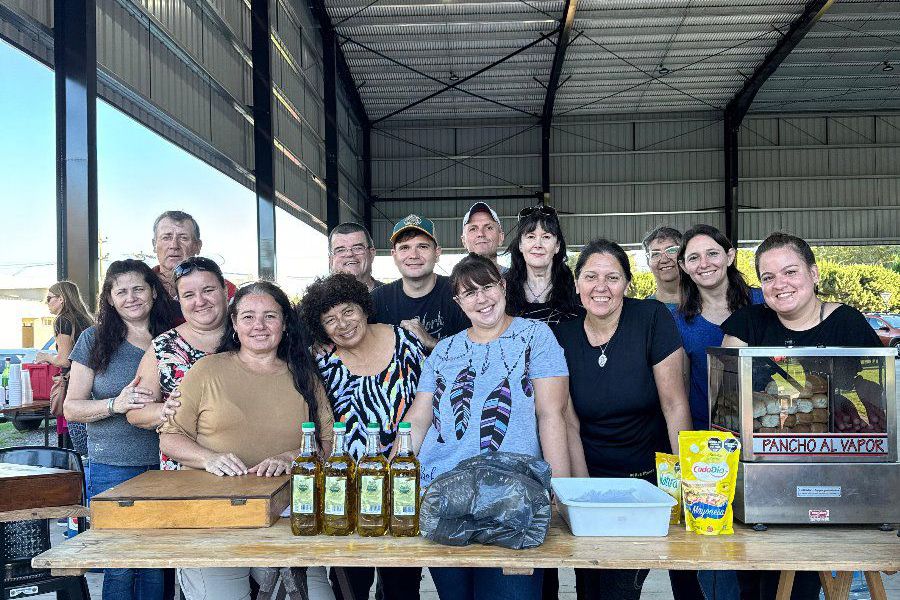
[[326, 0, 899, 120]]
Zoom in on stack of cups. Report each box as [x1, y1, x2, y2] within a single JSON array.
[[7, 364, 22, 407], [21, 369, 33, 404]]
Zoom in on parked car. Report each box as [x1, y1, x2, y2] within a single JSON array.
[[864, 313, 900, 351], [1, 339, 55, 431]]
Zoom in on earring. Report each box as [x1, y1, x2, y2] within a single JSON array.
[[232, 331, 239, 344]]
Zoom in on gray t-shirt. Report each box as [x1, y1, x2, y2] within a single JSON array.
[[69, 326, 160, 466], [417, 317, 568, 486]]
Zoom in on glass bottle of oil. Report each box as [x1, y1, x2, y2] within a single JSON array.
[[356, 423, 389, 536], [323, 422, 356, 535], [389, 422, 420, 536], [290, 422, 322, 536]]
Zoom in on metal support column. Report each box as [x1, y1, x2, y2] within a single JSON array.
[[322, 27, 340, 232], [250, 0, 276, 280], [54, 0, 98, 307], [362, 122, 373, 233], [724, 111, 740, 243], [541, 0, 578, 201]]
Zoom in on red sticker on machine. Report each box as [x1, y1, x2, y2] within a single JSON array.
[[808, 509, 830, 523]]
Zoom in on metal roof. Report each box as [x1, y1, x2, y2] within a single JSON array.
[[326, 0, 900, 121]]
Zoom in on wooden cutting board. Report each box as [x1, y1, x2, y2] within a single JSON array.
[[90, 470, 290, 529], [0, 463, 83, 513]]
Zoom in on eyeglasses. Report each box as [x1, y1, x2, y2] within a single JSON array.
[[517, 204, 557, 221], [646, 246, 680, 263], [173, 256, 221, 281], [45, 294, 58, 303], [330, 244, 370, 257], [455, 283, 501, 303]]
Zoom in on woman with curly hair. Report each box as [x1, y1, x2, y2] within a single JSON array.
[[159, 280, 334, 600], [504, 204, 581, 325], [65, 259, 176, 599], [299, 272, 426, 600]]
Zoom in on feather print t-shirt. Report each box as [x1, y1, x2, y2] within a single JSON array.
[[417, 317, 568, 487], [316, 325, 425, 461]]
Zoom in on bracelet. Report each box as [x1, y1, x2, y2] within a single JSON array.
[[107, 397, 116, 416]]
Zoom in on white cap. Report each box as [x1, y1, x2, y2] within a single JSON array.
[[462, 202, 501, 230]]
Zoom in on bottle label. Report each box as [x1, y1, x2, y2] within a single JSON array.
[[393, 475, 417, 516], [359, 475, 384, 515], [324, 476, 347, 515], [292, 475, 315, 514]]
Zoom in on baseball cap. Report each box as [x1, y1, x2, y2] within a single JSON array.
[[390, 214, 437, 244], [462, 202, 501, 229]]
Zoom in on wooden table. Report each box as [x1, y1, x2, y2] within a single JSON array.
[[32, 518, 899, 600], [0, 399, 53, 446]]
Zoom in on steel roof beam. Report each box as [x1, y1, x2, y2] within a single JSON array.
[[541, 0, 578, 195], [369, 29, 558, 124]]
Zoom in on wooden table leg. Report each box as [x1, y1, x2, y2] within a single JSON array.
[[776, 571, 795, 600], [501, 567, 534, 576], [864, 571, 888, 600], [819, 571, 853, 600]]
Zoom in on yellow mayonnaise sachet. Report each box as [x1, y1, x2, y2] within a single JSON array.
[[655, 452, 682, 525], [678, 431, 741, 536]]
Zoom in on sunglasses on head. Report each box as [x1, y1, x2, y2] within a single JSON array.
[[173, 257, 220, 281], [517, 204, 557, 221]]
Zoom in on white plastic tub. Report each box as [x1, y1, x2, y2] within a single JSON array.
[[551, 477, 676, 537]]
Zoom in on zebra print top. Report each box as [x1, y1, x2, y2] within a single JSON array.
[[315, 325, 426, 461]]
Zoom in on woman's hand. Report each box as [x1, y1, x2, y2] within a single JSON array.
[[35, 351, 54, 364], [159, 389, 182, 423], [111, 376, 156, 414], [248, 452, 294, 477], [203, 453, 249, 476]]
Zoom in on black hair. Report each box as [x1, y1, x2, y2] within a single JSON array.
[[218, 280, 320, 419], [173, 256, 225, 294], [450, 253, 505, 300], [298, 273, 374, 345], [504, 211, 577, 316], [328, 222, 374, 249], [153, 210, 200, 240], [676, 224, 752, 321], [641, 225, 683, 253], [574, 239, 632, 282], [90, 259, 175, 373], [754, 231, 817, 277]]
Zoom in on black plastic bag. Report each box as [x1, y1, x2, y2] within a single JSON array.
[[419, 452, 552, 549]]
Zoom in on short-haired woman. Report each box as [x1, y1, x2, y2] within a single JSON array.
[[300, 273, 426, 600], [554, 239, 691, 600], [403, 253, 571, 600], [65, 259, 176, 600]]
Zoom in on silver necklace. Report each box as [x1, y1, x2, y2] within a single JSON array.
[[597, 341, 611, 368], [525, 279, 551, 302]]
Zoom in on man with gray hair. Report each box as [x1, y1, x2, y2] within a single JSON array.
[[152, 210, 236, 299], [328, 222, 383, 292], [642, 225, 683, 309]]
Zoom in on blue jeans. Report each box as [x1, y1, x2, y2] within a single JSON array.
[[89, 462, 163, 600], [430, 567, 543, 600]]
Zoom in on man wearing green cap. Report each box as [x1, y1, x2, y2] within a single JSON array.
[[370, 214, 470, 351]]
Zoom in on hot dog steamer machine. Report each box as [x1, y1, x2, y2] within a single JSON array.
[[706, 346, 899, 527]]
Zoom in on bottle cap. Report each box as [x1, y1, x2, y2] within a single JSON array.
[[301, 422, 315, 432], [333, 422, 346, 431], [398, 422, 411, 431], [366, 423, 379, 432]]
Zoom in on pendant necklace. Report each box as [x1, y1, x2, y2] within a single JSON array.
[[597, 342, 610, 368], [525, 279, 551, 303]]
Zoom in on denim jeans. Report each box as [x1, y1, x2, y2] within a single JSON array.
[[575, 568, 650, 600], [89, 462, 163, 600], [430, 567, 543, 600]]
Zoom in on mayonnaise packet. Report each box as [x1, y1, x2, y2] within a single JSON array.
[[678, 431, 741, 536], [655, 452, 682, 525]]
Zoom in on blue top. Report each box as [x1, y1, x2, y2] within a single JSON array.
[[417, 317, 568, 486], [671, 288, 765, 429], [70, 326, 160, 466]]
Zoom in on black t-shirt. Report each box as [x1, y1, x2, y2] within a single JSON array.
[[370, 275, 470, 342], [517, 301, 585, 326], [721, 303, 881, 348], [554, 297, 682, 478], [54, 316, 74, 337]]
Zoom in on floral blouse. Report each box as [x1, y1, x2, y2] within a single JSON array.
[[153, 329, 208, 470]]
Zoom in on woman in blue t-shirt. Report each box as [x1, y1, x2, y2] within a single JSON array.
[[672, 224, 763, 429], [404, 253, 571, 600]]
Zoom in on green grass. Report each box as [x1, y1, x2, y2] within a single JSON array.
[[0, 421, 30, 448]]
